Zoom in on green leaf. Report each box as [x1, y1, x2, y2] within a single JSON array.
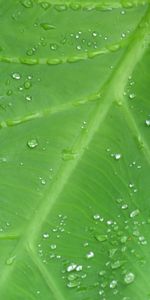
[[0, 1, 150, 299]]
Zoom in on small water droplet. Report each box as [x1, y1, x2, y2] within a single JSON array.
[[129, 93, 135, 100], [11, 72, 21, 80], [145, 119, 150, 127], [93, 214, 100, 220], [67, 263, 77, 272], [110, 280, 117, 289], [40, 23, 55, 30], [50, 244, 56, 250], [114, 153, 122, 160], [21, 0, 33, 8], [124, 272, 135, 284], [43, 233, 49, 239], [122, 204, 128, 210], [95, 234, 108, 242], [111, 260, 124, 269], [25, 95, 32, 101], [6, 255, 16, 265], [24, 81, 31, 89], [27, 139, 38, 149], [130, 209, 140, 218], [86, 251, 94, 259], [40, 2, 50, 10]]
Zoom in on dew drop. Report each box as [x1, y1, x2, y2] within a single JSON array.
[[129, 93, 136, 100], [124, 272, 135, 284], [40, 2, 50, 10], [110, 280, 117, 289], [54, 4, 67, 12], [86, 251, 94, 259], [21, 0, 33, 8], [27, 139, 38, 149], [114, 153, 122, 160], [24, 81, 31, 89], [145, 119, 150, 127], [122, 204, 128, 210], [25, 95, 32, 101], [67, 263, 77, 272], [95, 234, 108, 242], [11, 72, 21, 80], [6, 255, 16, 265], [40, 23, 55, 30], [130, 209, 140, 218], [50, 244, 56, 250], [93, 214, 100, 220], [43, 233, 49, 239], [111, 260, 124, 269], [50, 43, 58, 51]]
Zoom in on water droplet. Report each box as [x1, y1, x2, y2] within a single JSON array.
[[67, 263, 77, 272], [95, 234, 108, 242], [11, 72, 21, 80], [25, 95, 32, 101], [129, 93, 136, 100], [50, 244, 56, 250], [86, 251, 94, 259], [110, 280, 117, 289], [114, 153, 122, 160], [122, 204, 128, 210], [54, 4, 67, 12], [68, 273, 79, 281], [7, 90, 13, 96], [93, 214, 100, 220], [130, 209, 140, 218], [27, 139, 38, 149], [6, 255, 16, 265], [40, 2, 50, 10], [67, 281, 79, 288], [50, 43, 58, 51], [145, 119, 150, 127], [99, 270, 106, 276], [21, 0, 33, 8], [124, 272, 135, 284], [43, 233, 49, 239], [26, 48, 35, 56], [24, 81, 31, 89], [111, 260, 124, 269], [40, 23, 55, 30]]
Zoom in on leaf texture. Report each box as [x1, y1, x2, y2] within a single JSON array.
[[0, 1, 150, 299]]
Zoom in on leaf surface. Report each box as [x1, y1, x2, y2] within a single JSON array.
[[0, 1, 150, 299]]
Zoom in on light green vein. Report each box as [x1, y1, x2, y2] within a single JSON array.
[[36, 0, 150, 10], [0, 38, 128, 66], [0, 91, 100, 129]]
